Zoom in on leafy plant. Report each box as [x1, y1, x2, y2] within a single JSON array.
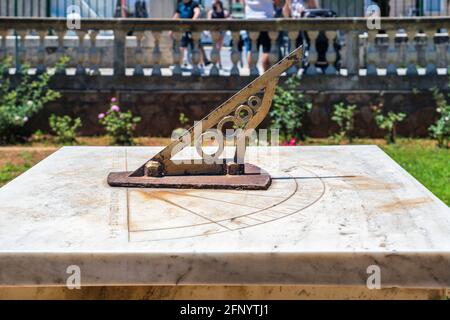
[[98, 97, 141, 146], [0, 57, 67, 144], [270, 75, 312, 143], [372, 103, 406, 144], [49, 114, 82, 145], [179, 112, 190, 127], [172, 112, 190, 140], [331, 102, 357, 143], [430, 87, 450, 148], [29, 130, 46, 143]]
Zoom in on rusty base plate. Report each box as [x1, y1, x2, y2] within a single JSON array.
[[107, 164, 271, 190]]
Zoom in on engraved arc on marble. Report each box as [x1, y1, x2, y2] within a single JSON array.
[[125, 166, 326, 242]]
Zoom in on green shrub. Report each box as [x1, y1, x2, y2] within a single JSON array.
[[430, 87, 450, 148], [0, 57, 67, 144], [179, 112, 190, 127], [98, 97, 141, 146], [270, 75, 312, 143], [49, 114, 82, 145], [331, 102, 357, 143], [372, 103, 406, 144]]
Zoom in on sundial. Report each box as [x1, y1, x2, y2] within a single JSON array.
[[1, 46, 449, 298], [107, 46, 304, 190], [1, 144, 450, 294]]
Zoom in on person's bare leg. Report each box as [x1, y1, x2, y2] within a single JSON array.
[[247, 51, 251, 68], [217, 36, 224, 66], [199, 45, 206, 66], [180, 47, 186, 65], [261, 53, 270, 72]]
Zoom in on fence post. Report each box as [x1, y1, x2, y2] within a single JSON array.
[[113, 29, 126, 76]]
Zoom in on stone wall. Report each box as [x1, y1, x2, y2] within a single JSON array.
[[23, 76, 443, 138]]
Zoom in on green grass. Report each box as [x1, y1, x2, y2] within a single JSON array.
[[0, 153, 33, 187], [381, 140, 450, 206], [0, 163, 32, 185]]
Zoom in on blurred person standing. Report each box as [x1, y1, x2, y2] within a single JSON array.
[[231, 0, 245, 19], [283, 0, 305, 18], [273, 0, 285, 17], [114, 0, 129, 17], [240, 0, 275, 72], [133, 0, 149, 18], [283, 0, 318, 47], [208, 0, 229, 69], [115, 1, 149, 35], [172, 0, 206, 69], [284, 0, 341, 72], [283, 0, 319, 18], [273, 0, 287, 59]]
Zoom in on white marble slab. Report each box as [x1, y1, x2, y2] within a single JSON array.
[[0, 146, 449, 288]]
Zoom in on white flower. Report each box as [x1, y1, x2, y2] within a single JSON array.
[[23, 117, 28, 122], [445, 117, 449, 121], [14, 115, 20, 121], [27, 101, 33, 107]]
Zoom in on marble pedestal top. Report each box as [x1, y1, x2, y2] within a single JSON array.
[[0, 146, 449, 288]]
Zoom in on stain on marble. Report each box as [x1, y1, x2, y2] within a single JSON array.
[[379, 197, 432, 212], [336, 176, 403, 191]]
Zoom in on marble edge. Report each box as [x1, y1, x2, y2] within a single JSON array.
[[0, 251, 449, 288], [0, 250, 450, 254]]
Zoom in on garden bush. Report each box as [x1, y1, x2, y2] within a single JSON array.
[[271, 75, 312, 143], [98, 97, 141, 146], [430, 87, 450, 148], [331, 102, 357, 143], [0, 57, 67, 144], [372, 103, 406, 144], [49, 114, 82, 145]]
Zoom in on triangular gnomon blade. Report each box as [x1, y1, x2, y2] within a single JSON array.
[[131, 46, 304, 177]]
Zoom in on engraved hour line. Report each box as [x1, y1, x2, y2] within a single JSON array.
[[129, 174, 326, 242], [128, 164, 326, 241], [130, 176, 298, 233], [130, 176, 300, 233], [159, 190, 292, 214], [149, 193, 234, 231]]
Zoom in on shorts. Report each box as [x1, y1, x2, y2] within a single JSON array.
[[238, 31, 271, 53], [180, 32, 194, 49]]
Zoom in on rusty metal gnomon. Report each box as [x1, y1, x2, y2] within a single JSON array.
[[108, 46, 304, 190]]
